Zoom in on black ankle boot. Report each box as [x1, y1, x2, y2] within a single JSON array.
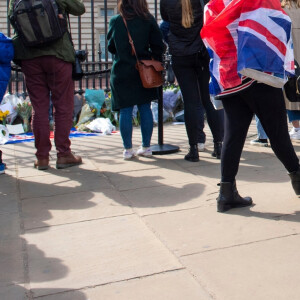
[[212, 142, 222, 159], [288, 167, 300, 195], [184, 145, 199, 162], [217, 181, 253, 212]]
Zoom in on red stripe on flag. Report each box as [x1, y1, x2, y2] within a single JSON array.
[[239, 19, 286, 56]]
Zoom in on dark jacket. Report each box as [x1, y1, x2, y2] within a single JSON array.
[[107, 14, 164, 111], [8, 0, 85, 63], [160, 0, 207, 56]]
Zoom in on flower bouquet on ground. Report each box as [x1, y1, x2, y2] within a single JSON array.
[[16, 100, 32, 132], [162, 84, 183, 121], [0, 110, 9, 126], [75, 103, 97, 131], [101, 92, 119, 127]]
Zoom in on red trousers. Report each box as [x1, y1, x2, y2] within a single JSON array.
[[22, 56, 74, 159]]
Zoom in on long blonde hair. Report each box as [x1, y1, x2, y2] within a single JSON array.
[[181, 0, 194, 28], [281, 0, 300, 8]]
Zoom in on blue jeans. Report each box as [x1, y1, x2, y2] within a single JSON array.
[[255, 115, 268, 139], [119, 102, 153, 149], [287, 110, 300, 122]]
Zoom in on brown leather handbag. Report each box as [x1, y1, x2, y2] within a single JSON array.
[[122, 16, 164, 88]]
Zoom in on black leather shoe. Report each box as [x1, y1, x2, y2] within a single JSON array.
[[288, 167, 300, 195], [212, 142, 222, 159], [184, 145, 199, 162], [217, 181, 253, 212]]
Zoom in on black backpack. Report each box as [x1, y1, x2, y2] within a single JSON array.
[[10, 0, 68, 47]]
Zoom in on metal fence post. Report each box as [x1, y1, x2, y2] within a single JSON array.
[[151, 0, 179, 155]]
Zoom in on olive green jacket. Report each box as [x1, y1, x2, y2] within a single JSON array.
[[8, 0, 85, 63]]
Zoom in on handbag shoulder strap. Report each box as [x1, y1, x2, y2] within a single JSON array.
[[121, 16, 140, 63], [66, 14, 75, 47]]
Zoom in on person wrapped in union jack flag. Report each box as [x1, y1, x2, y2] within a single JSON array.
[[201, 0, 300, 212]]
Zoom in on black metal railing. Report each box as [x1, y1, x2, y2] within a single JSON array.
[[5, 0, 179, 154]]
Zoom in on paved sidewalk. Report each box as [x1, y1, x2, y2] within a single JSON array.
[[1, 120, 300, 300]]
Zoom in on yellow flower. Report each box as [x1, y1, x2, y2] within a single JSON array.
[[0, 110, 9, 124]]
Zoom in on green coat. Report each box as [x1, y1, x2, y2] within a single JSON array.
[[107, 14, 165, 111], [8, 0, 85, 63]]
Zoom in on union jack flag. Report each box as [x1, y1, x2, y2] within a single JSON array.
[[201, 0, 294, 96]]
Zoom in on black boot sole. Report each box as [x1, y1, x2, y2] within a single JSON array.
[[184, 156, 199, 162], [217, 202, 232, 212], [56, 162, 82, 169]]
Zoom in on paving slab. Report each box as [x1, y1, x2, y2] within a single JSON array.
[[91, 154, 166, 173], [236, 156, 288, 184], [0, 213, 24, 286], [0, 284, 28, 300], [103, 163, 198, 192], [144, 198, 300, 256], [22, 189, 133, 230], [123, 181, 216, 216], [17, 166, 52, 179], [174, 151, 222, 170], [0, 174, 18, 195], [76, 135, 121, 150], [240, 147, 273, 160], [188, 155, 288, 188], [181, 235, 300, 300], [231, 181, 299, 214], [25, 214, 182, 297], [17, 155, 98, 178], [18, 169, 113, 200], [0, 193, 19, 215], [37, 270, 212, 300]]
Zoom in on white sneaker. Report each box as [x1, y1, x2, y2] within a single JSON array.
[[136, 146, 152, 157], [290, 128, 300, 140], [250, 138, 268, 147], [123, 148, 136, 160], [289, 127, 296, 136], [197, 143, 205, 152]]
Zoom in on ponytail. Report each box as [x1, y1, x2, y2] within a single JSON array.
[[181, 0, 194, 28], [281, 0, 300, 8]]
